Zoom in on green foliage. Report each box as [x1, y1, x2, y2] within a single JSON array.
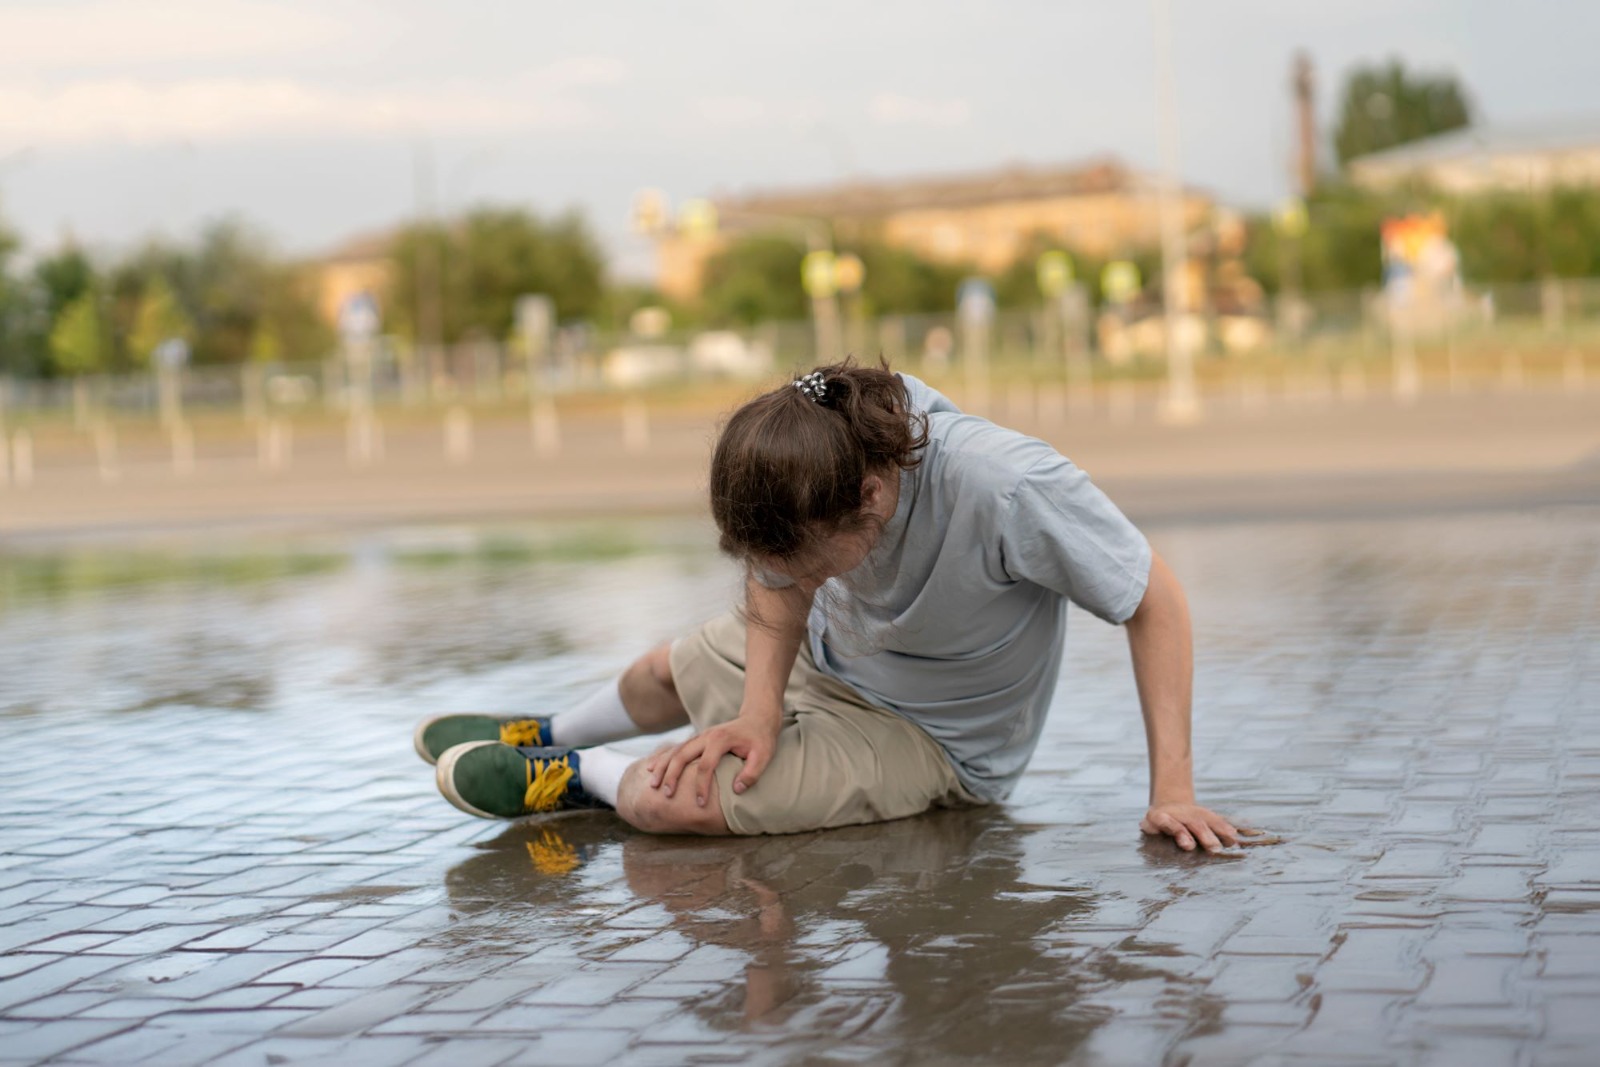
[[699, 235, 808, 326], [849, 242, 969, 316], [699, 235, 972, 325], [127, 275, 193, 367], [1245, 183, 1600, 293], [1334, 59, 1472, 166], [108, 221, 330, 369], [389, 207, 606, 342], [248, 319, 284, 364], [989, 234, 1162, 310], [49, 292, 106, 377]]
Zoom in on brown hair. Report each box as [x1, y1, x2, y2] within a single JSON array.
[[710, 357, 927, 565]]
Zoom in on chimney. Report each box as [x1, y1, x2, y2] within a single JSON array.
[[1292, 51, 1317, 197]]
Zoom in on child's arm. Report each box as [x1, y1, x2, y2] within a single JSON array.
[[1125, 551, 1241, 852], [649, 572, 811, 808]]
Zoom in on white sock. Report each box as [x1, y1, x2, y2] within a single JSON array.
[[551, 677, 640, 748], [576, 744, 635, 807]]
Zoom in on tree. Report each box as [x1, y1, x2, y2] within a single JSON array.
[[1334, 59, 1473, 166], [110, 221, 330, 367], [0, 205, 25, 375], [699, 236, 808, 326], [49, 292, 106, 377], [128, 276, 193, 368], [389, 207, 607, 343]]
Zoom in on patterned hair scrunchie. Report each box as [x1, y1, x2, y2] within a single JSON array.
[[794, 370, 828, 404]]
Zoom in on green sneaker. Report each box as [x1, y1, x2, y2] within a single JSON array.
[[413, 714, 552, 764], [435, 742, 607, 819]]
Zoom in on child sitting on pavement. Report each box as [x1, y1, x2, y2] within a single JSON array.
[[416, 359, 1242, 852]]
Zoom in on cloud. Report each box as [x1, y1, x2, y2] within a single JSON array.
[[692, 95, 824, 129], [868, 93, 972, 127], [0, 59, 631, 149], [0, 0, 342, 71]]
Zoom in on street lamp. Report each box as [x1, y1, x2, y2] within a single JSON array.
[[1152, 0, 1200, 424]]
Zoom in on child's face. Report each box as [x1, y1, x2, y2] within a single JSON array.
[[756, 526, 879, 589], [749, 473, 896, 590]]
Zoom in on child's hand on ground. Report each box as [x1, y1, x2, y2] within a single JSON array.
[[1140, 802, 1243, 853], [647, 711, 781, 808]]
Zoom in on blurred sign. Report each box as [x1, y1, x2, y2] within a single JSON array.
[[338, 292, 380, 342], [802, 251, 837, 299], [957, 277, 996, 325], [1101, 261, 1141, 304], [834, 253, 865, 294], [153, 337, 189, 370], [516, 294, 554, 352], [1036, 251, 1073, 297], [1382, 213, 1459, 324], [1273, 197, 1309, 239], [631, 188, 671, 236], [629, 306, 672, 339], [678, 198, 717, 239]]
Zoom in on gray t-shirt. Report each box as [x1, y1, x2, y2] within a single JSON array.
[[781, 373, 1151, 802]]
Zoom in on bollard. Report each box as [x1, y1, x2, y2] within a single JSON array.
[[170, 421, 195, 477], [93, 420, 120, 482], [347, 412, 382, 467], [1392, 351, 1420, 405], [445, 406, 473, 464], [13, 431, 32, 488], [1563, 350, 1586, 393], [532, 397, 561, 457], [260, 419, 292, 471], [622, 398, 650, 454]]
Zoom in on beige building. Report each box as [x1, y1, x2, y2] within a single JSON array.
[[1348, 121, 1600, 194], [656, 158, 1213, 301], [312, 231, 395, 328]]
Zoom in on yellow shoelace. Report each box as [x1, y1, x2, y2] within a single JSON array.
[[526, 828, 580, 875], [498, 719, 544, 747], [523, 755, 574, 813]]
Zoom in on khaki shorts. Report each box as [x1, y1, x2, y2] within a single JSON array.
[[668, 612, 982, 835]]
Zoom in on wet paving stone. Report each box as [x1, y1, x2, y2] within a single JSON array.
[[1, 509, 1598, 1064]]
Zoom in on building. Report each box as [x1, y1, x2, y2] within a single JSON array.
[[1348, 120, 1600, 194], [655, 158, 1213, 302], [312, 230, 395, 329]]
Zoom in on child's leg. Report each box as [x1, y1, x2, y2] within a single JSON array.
[[569, 742, 729, 835], [552, 642, 689, 747]]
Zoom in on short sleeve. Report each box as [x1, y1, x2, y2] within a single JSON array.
[[896, 372, 961, 415], [998, 453, 1152, 624]]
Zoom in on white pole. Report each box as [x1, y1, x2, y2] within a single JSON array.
[[445, 405, 474, 463], [1152, 0, 1199, 424]]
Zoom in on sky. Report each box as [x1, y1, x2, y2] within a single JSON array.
[[1, 0, 1597, 279]]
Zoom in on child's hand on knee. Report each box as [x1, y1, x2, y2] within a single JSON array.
[[647, 712, 780, 807]]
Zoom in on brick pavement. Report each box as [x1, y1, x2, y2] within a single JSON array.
[[0, 507, 1597, 1065]]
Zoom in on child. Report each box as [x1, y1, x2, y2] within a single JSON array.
[[417, 360, 1241, 852]]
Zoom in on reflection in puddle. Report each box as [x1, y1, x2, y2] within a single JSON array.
[[443, 809, 1204, 1060]]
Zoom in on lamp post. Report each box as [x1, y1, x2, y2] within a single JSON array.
[[1152, 0, 1200, 423]]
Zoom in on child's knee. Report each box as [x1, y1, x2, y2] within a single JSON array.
[[617, 759, 728, 836]]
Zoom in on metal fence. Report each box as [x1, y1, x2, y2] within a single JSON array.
[[1, 278, 1598, 425]]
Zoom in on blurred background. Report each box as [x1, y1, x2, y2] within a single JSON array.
[[1, 10, 1598, 1060], [0, 0, 1597, 537]]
